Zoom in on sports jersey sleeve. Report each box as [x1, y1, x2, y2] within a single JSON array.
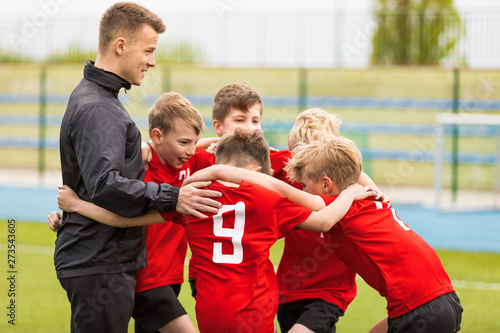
[[190, 147, 216, 172], [270, 150, 302, 189], [159, 210, 180, 223], [275, 197, 313, 237]]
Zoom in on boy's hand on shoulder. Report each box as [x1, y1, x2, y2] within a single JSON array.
[[343, 184, 378, 201], [47, 211, 62, 232], [177, 181, 223, 219], [196, 137, 220, 152], [374, 188, 390, 203], [206, 142, 218, 155], [141, 141, 152, 171]]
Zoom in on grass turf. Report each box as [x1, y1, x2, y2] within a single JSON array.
[[0, 221, 499, 332]]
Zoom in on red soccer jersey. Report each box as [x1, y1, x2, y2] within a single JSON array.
[[165, 181, 313, 333], [135, 147, 211, 293], [273, 150, 356, 309], [276, 229, 357, 311], [189, 148, 300, 281], [321, 196, 455, 318], [270, 150, 301, 189]]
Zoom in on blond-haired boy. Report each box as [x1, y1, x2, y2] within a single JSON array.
[[277, 108, 355, 333], [277, 107, 390, 333], [189, 134, 462, 333]]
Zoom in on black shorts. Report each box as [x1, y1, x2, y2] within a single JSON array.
[[133, 284, 187, 333], [388, 292, 463, 333], [277, 298, 344, 333], [59, 271, 136, 333], [189, 278, 197, 299]]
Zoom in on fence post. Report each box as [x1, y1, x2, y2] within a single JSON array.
[[451, 67, 460, 202], [38, 65, 47, 181], [298, 68, 307, 113]]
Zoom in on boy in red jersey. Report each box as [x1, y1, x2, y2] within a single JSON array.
[[277, 108, 359, 333], [142, 82, 303, 296], [131, 92, 214, 333], [278, 108, 391, 333], [55, 129, 378, 333], [189, 134, 463, 333], [49, 92, 219, 333]]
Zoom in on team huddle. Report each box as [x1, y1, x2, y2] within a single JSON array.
[[47, 2, 463, 333]]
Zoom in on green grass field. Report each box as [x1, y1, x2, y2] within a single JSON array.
[[0, 221, 499, 332]]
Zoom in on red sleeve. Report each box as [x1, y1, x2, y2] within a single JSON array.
[[319, 194, 335, 205], [270, 150, 302, 189], [190, 147, 215, 172], [159, 210, 180, 222], [275, 197, 313, 237]]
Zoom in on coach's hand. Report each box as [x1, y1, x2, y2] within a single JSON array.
[[47, 211, 62, 232], [176, 181, 222, 219]]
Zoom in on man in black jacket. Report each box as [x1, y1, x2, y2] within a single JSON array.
[[55, 3, 222, 332]]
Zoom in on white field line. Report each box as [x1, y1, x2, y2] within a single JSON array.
[[3, 244, 500, 291], [451, 279, 500, 291], [0, 243, 54, 256]]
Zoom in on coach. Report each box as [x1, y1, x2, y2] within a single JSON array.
[[54, 3, 221, 332]]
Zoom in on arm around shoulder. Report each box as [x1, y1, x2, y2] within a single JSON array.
[[297, 184, 377, 232], [185, 165, 325, 210], [57, 185, 165, 227]]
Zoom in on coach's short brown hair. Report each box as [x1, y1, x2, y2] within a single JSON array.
[[285, 134, 362, 191], [216, 128, 272, 176], [148, 92, 204, 137], [99, 2, 166, 54], [212, 83, 263, 122]]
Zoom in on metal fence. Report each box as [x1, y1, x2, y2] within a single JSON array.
[[0, 8, 499, 68]]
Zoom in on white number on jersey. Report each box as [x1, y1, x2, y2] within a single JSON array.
[[212, 201, 246, 264], [179, 168, 191, 182]]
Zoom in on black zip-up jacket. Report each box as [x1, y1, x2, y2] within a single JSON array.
[[55, 61, 179, 279]]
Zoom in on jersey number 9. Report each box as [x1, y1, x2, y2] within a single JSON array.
[[212, 202, 246, 264]]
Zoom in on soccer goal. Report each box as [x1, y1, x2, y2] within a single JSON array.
[[433, 112, 500, 211]]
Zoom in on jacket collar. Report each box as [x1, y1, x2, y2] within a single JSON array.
[[83, 60, 131, 94]]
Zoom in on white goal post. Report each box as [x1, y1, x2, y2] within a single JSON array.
[[434, 113, 500, 211]]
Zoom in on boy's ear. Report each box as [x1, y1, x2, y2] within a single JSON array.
[[322, 176, 333, 194], [252, 166, 262, 173], [213, 120, 224, 137], [151, 128, 163, 145]]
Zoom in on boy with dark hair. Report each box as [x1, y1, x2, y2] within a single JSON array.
[[55, 129, 377, 333], [189, 134, 463, 333], [210, 82, 297, 185], [212, 82, 263, 135]]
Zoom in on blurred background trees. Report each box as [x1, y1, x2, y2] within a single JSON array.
[[371, 0, 464, 65]]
